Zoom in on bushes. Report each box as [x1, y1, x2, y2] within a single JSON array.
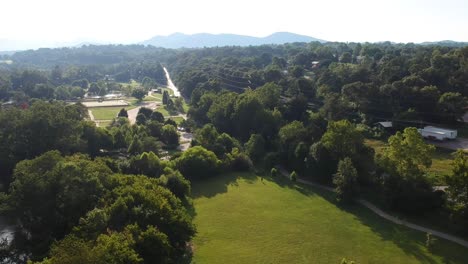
[[174, 146, 220, 179], [271, 168, 278, 177], [223, 148, 252, 172], [290, 171, 297, 182]]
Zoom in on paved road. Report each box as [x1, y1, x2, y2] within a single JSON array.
[[278, 168, 468, 248], [163, 67, 181, 97], [428, 138, 468, 152]]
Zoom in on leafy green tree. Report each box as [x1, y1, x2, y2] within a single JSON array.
[[378, 127, 439, 212], [174, 97, 185, 113], [379, 127, 435, 179], [245, 134, 266, 162], [132, 88, 147, 102], [333, 157, 359, 202], [290, 171, 297, 182], [271, 167, 278, 177], [290, 66, 305, 78], [446, 150, 468, 230], [164, 118, 177, 127], [162, 90, 169, 105], [162, 168, 191, 200], [426, 233, 437, 251], [339, 52, 352, 63], [128, 136, 143, 154], [253, 82, 281, 109], [175, 146, 220, 179], [437, 92, 467, 123], [137, 107, 153, 119], [150, 111, 165, 123], [161, 124, 179, 147], [118, 108, 128, 118], [128, 151, 165, 178], [136, 113, 147, 125], [7, 152, 112, 256], [223, 148, 253, 171], [321, 120, 364, 159]]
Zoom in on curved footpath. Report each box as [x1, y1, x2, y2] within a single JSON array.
[[278, 168, 468, 248]]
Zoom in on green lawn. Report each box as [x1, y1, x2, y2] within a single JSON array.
[[191, 173, 468, 264], [167, 116, 184, 124], [90, 106, 136, 120], [365, 139, 454, 184]]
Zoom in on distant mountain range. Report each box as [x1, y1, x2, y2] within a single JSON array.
[[2, 33, 468, 53], [140, 32, 325, 48], [419, 40, 468, 47]]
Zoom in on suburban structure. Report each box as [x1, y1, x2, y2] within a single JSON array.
[[418, 126, 458, 140]]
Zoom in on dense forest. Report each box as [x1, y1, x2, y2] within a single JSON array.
[[0, 42, 467, 263]]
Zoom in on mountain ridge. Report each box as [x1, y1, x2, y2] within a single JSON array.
[[141, 32, 326, 48]]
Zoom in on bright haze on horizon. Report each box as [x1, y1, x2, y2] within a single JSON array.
[[1, 0, 468, 49]]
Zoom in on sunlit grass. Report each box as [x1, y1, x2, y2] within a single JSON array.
[[191, 173, 468, 263], [90, 106, 136, 120], [364, 139, 454, 184]]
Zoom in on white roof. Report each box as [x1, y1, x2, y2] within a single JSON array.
[[377, 121, 392, 128], [424, 126, 456, 133]]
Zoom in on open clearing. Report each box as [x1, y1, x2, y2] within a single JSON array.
[[365, 139, 454, 184], [90, 106, 136, 120], [192, 173, 468, 264], [82, 100, 129, 108]]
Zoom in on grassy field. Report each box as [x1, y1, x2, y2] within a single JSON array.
[[90, 106, 136, 120], [365, 139, 454, 184], [168, 116, 184, 124], [191, 173, 468, 264]]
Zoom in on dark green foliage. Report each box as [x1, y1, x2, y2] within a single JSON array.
[[117, 108, 128, 118], [132, 88, 147, 101], [162, 168, 191, 200], [245, 134, 266, 162], [150, 111, 165, 123], [446, 150, 468, 232], [290, 171, 297, 182], [0, 101, 87, 184], [333, 157, 359, 203], [164, 118, 177, 127], [271, 168, 278, 177], [426, 233, 437, 251], [223, 148, 253, 172], [128, 151, 165, 178], [135, 113, 147, 125], [6, 151, 195, 263], [162, 90, 169, 105], [137, 107, 153, 119], [161, 124, 179, 148]]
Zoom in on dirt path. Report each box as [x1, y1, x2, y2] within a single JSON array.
[[88, 110, 95, 121], [278, 168, 468, 248]]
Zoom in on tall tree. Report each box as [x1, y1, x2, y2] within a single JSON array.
[[333, 157, 359, 202]]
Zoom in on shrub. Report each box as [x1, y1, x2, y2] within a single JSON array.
[[426, 233, 437, 251], [271, 168, 278, 177], [224, 148, 253, 172], [290, 171, 297, 182]]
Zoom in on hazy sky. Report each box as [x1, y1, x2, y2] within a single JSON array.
[[1, 0, 467, 45]]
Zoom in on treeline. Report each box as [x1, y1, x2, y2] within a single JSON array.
[[0, 100, 256, 263], [0, 46, 170, 102], [174, 43, 468, 235], [0, 41, 467, 262], [170, 42, 467, 125]]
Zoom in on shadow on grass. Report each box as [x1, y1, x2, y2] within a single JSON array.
[[191, 172, 257, 199], [272, 176, 468, 264]]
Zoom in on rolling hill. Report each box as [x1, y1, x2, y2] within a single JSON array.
[[141, 32, 325, 48]]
